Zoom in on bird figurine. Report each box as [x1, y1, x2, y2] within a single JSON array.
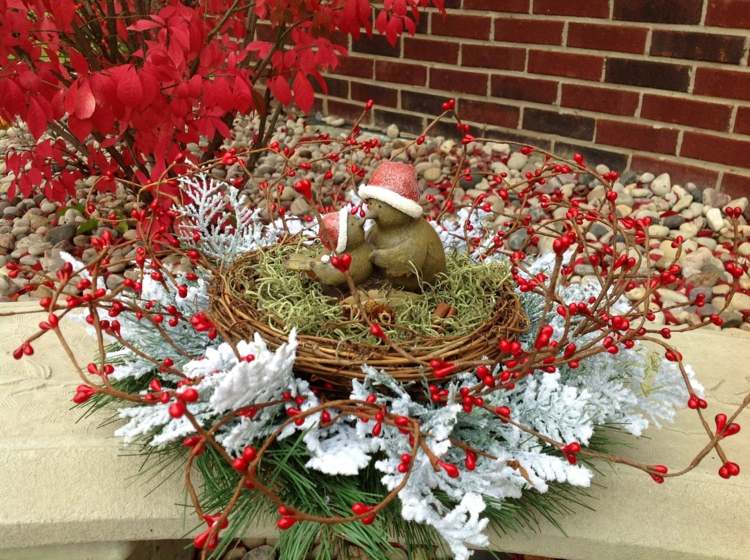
[[286, 208, 373, 287], [359, 161, 446, 291]]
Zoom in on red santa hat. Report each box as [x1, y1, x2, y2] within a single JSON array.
[[358, 161, 423, 219], [319, 208, 349, 254]]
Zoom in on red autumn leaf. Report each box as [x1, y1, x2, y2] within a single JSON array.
[[233, 75, 253, 112], [74, 79, 96, 119], [127, 19, 162, 32], [3, 79, 24, 115], [268, 76, 292, 106], [246, 41, 273, 59], [69, 50, 90, 75], [116, 65, 144, 108], [68, 115, 93, 142], [292, 72, 314, 112], [375, 10, 388, 34], [26, 98, 48, 139], [385, 15, 403, 46]]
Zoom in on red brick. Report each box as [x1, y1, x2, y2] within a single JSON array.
[[255, 23, 274, 42], [596, 120, 679, 154], [430, 68, 488, 95], [375, 60, 426, 86], [735, 107, 750, 135], [631, 155, 720, 189], [528, 50, 603, 81], [567, 23, 648, 54], [640, 95, 733, 131], [694, 68, 750, 101], [681, 132, 750, 167], [561, 84, 639, 116], [373, 110, 424, 135], [555, 142, 629, 172], [404, 38, 458, 64], [533, 0, 609, 17], [350, 82, 397, 108], [606, 58, 690, 92], [494, 18, 564, 45], [650, 31, 745, 64], [721, 172, 750, 198], [334, 57, 373, 80], [613, 0, 703, 24], [431, 13, 491, 40], [464, 0, 529, 11], [321, 77, 348, 99], [352, 35, 401, 58], [327, 99, 368, 123], [462, 44, 526, 71], [706, 0, 750, 29], [524, 109, 595, 140], [460, 99, 520, 128], [491, 74, 558, 103], [402, 91, 447, 115]]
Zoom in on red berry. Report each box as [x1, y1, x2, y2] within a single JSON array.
[[168, 400, 186, 418]]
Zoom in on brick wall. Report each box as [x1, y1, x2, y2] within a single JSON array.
[[319, 0, 750, 197]]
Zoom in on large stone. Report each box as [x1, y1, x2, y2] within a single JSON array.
[[650, 173, 671, 196], [507, 152, 528, 170], [706, 207, 724, 231], [672, 194, 693, 213], [243, 545, 275, 560], [727, 292, 750, 312], [658, 288, 689, 306], [683, 248, 725, 287], [422, 166, 442, 182], [46, 224, 76, 245], [703, 188, 730, 209], [289, 197, 310, 216], [0, 233, 13, 251]]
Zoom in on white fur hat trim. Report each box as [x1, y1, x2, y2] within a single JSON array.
[[358, 184, 423, 219], [335, 207, 348, 254]]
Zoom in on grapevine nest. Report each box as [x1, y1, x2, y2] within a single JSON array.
[[209, 240, 527, 386]]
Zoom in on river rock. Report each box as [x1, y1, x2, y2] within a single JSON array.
[[647, 224, 669, 238], [662, 214, 685, 229], [290, 197, 310, 216], [672, 194, 693, 213], [658, 288, 689, 306], [46, 224, 76, 245], [706, 207, 723, 231], [507, 152, 528, 170], [702, 188, 730, 209], [727, 292, 750, 312], [422, 166, 442, 182], [650, 173, 671, 196], [243, 545, 275, 560]]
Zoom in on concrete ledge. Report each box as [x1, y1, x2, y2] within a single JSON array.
[[1, 301, 748, 559]]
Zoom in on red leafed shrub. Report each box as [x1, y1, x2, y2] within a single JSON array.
[[0, 0, 443, 202]]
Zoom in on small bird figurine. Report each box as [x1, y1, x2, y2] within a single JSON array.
[[287, 208, 373, 287], [359, 161, 446, 291]]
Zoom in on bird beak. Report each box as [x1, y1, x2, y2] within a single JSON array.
[[364, 204, 376, 219]]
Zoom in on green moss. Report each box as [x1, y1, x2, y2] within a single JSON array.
[[241, 241, 510, 343]]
